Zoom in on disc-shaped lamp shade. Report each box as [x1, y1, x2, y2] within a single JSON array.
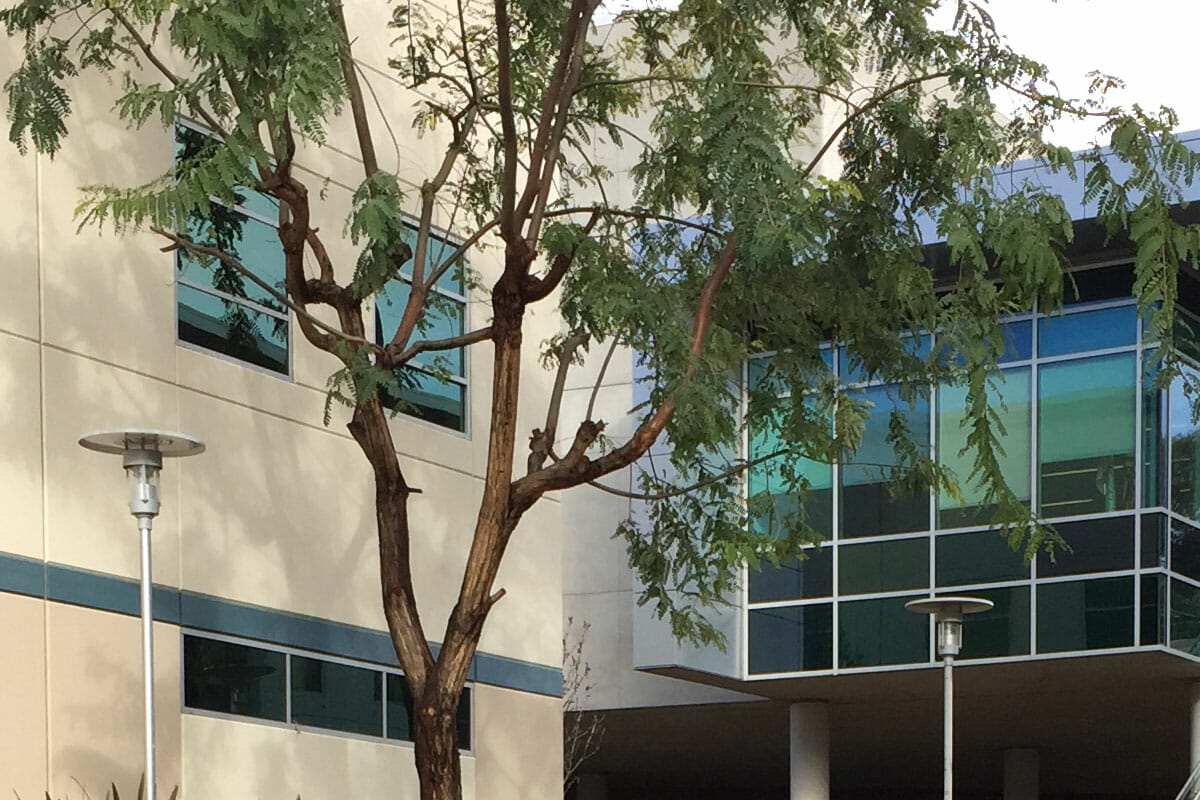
[[906, 596, 994, 657], [79, 430, 205, 518], [78, 429, 206, 457]]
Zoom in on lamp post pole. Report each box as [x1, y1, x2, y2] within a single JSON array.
[[906, 596, 994, 800], [80, 431, 205, 800]]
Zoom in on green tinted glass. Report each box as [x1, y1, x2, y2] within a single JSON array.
[[959, 586, 1031, 659], [1036, 516, 1134, 578], [1170, 579, 1200, 655], [748, 546, 833, 602], [183, 635, 286, 722], [937, 369, 1031, 527], [838, 538, 928, 595], [1170, 365, 1200, 522], [747, 605, 833, 673], [748, 406, 833, 538], [1039, 355, 1136, 517], [838, 596, 928, 667], [935, 531, 1028, 587], [290, 656, 382, 736], [1036, 577, 1134, 653]]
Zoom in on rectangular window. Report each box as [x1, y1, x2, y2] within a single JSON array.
[[937, 368, 1031, 527], [1141, 574, 1167, 646], [1036, 577, 1134, 653], [748, 546, 833, 603], [375, 225, 469, 432], [174, 121, 289, 375], [838, 595, 928, 668], [181, 634, 471, 748], [747, 604, 833, 673], [935, 530, 1028, 587], [1171, 518, 1200, 581], [183, 635, 286, 721], [1036, 516, 1135, 578], [1038, 354, 1137, 517], [1037, 305, 1137, 358], [837, 538, 928, 596], [958, 586, 1031, 659], [840, 387, 930, 538], [1170, 364, 1200, 522], [748, 408, 833, 539], [1171, 578, 1200, 655]]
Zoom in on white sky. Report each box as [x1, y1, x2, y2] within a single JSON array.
[[599, 0, 1200, 150], [928, 0, 1197, 149]]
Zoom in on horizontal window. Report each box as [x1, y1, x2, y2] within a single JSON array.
[[958, 586, 1030, 659], [1036, 516, 1134, 578], [838, 595, 928, 668], [748, 546, 833, 603], [838, 538, 928, 596], [1036, 577, 1134, 653], [182, 634, 471, 748], [936, 530, 1028, 587], [1037, 305, 1137, 358], [1172, 518, 1200, 581]]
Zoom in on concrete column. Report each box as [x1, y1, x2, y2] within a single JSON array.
[[790, 702, 830, 800], [1002, 748, 1039, 800], [1190, 683, 1200, 769], [576, 773, 608, 800]]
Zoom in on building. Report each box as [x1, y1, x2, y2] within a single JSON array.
[[563, 132, 1200, 800], [0, 5, 564, 798]]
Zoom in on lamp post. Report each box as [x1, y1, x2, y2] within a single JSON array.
[[905, 596, 994, 800], [79, 430, 205, 800]]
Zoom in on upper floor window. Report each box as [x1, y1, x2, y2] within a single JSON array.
[[375, 225, 468, 433], [174, 120, 290, 375]]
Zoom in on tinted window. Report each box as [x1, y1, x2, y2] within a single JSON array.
[[748, 605, 833, 673], [936, 531, 1028, 587], [1141, 513, 1168, 569], [1037, 305, 1137, 357], [1170, 365, 1200, 522], [938, 368, 1031, 527], [749, 408, 833, 538], [1141, 574, 1166, 646], [1037, 577, 1134, 653], [291, 656, 382, 736], [748, 546, 833, 603], [386, 675, 471, 749], [1037, 516, 1134, 577], [1170, 518, 1200, 581], [183, 635, 286, 721], [841, 387, 930, 537], [1039, 355, 1136, 517], [838, 538, 928, 595], [1143, 351, 1166, 507], [1170, 579, 1200, 655], [959, 586, 1030, 659], [838, 596, 928, 667]]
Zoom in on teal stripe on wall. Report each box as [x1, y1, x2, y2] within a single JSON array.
[[0, 551, 562, 698]]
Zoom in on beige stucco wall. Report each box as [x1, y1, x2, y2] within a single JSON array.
[[0, 0, 564, 797]]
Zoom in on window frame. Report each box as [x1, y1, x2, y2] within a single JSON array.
[[173, 117, 292, 379], [374, 220, 471, 437], [180, 630, 474, 754]]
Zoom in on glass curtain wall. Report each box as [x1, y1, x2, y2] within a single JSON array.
[[744, 282, 1200, 677]]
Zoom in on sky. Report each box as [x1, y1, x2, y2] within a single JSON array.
[[597, 0, 1200, 151], [950, 0, 1200, 149]]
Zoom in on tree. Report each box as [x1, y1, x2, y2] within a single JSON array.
[[4, 0, 1199, 797]]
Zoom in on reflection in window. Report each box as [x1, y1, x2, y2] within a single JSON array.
[[748, 546, 833, 603], [748, 605, 833, 673], [1039, 355, 1136, 517], [1170, 579, 1200, 655], [1036, 516, 1134, 578], [935, 531, 1028, 587], [1036, 577, 1134, 653], [1037, 305, 1137, 358], [748, 408, 833, 538], [174, 122, 289, 374], [386, 676, 472, 749], [1141, 574, 1166, 646], [1171, 518, 1200, 581], [376, 225, 468, 432], [937, 368, 1031, 527], [1142, 514, 1168, 569], [291, 656, 383, 737], [1143, 351, 1166, 507], [838, 596, 928, 667], [840, 387, 930, 538], [838, 538, 928, 595], [959, 587, 1030, 659], [1170, 365, 1200, 522], [183, 635, 285, 721]]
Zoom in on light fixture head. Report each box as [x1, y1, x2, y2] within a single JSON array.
[[905, 595, 994, 658], [79, 429, 205, 519]]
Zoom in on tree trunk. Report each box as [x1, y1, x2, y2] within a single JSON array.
[[414, 695, 463, 800]]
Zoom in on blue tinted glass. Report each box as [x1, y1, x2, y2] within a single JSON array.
[[999, 320, 1033, 362], [290, 656, 382, 736], [177, 283, 288, 374], [392, 368, 466, 432], [377, 280, 465, 375], [1038, 305, 1137, 357], [402, 226, 465, 295], [175, 123, 279, 225], [839, 336, 929, 383], [176, 209, 285, 309]]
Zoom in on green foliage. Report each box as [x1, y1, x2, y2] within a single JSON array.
[[6, 0, 1200, 651]]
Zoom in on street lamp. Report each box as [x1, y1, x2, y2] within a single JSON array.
[[79, 430, 205, 800], [905, 595, 994, 800]]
